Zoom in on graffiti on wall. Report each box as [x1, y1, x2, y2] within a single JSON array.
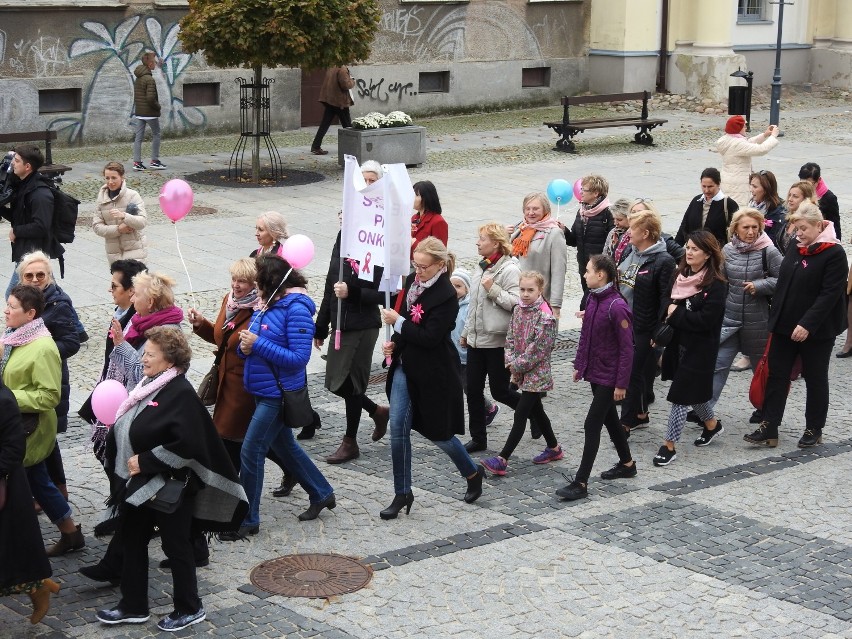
[[371, 1, 545, 64], [7, 33, 70, 78], [356, 77, 416, 103], [38, 16, 204, 143]]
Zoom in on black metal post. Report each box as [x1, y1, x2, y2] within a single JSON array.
[[745, 71, 754, 132], [769, 1, 793, 127]]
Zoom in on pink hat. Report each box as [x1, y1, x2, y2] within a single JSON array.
[[725, 115, 746, 134]]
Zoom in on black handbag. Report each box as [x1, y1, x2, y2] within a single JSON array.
[[20, 413, 39, 437], [280, 385, 315, 429], [146, 472, 191, 514], [197, 326, 236, 406], [652, 320, 674, 348]]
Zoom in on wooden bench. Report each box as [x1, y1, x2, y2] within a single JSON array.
[[0, 130, 72, 184], [544, 91, 668, 153]]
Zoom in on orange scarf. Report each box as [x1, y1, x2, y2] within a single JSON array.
[[512, 226, 538, 258]]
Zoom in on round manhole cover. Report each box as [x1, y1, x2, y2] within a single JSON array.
[[250, 553, 372, 598]]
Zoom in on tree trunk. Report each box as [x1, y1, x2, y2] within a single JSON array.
[[252, 64, 262, 183]]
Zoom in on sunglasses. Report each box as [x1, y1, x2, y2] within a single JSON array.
[[23, 271, 47, 282]]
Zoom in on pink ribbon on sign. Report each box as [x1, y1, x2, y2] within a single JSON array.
[[362, 252, 372, 274]]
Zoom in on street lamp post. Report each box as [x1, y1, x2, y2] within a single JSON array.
[[769, 0, 794, 128]]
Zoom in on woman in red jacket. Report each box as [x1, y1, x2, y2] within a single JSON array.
[[411, 181, 448, 257]]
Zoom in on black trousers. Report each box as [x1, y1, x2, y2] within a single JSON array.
[[576, 383, 632, 484], [762, 333, 834, 430], [311, 104, 352, 150], [118, 497, 202, 615], [99, 522, 208, 577], [620, 331, 656, 427], [499, 391, 556, 460], [466, 346, 520, 443]]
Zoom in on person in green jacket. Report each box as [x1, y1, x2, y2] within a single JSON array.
[[132, 52, 166, 171], [2, 285, 84, 556]]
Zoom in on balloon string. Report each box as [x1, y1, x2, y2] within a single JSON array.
[[173, 222, 198, 310]]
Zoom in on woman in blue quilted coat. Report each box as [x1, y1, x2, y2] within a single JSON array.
[[223, 255, 335, 540]]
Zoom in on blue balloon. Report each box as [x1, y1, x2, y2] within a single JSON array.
[[546, 179, 573, 205]]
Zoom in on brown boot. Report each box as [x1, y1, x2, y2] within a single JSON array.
[[45, 524, 85, 557], [371, 406, 389, 442], [28, 579, 60, 624], [325, 436, 360, 464]]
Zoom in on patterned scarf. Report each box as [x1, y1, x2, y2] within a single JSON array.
[[224, 289, 259, 326], [511, 215, 561, 257], [114, 366, 181, 421], [0, 318, 52, 375], [580, 196, 611, 221], [406, 266, 447, 310], [124, 306, 184, 347]]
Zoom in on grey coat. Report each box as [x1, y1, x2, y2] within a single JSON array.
[[720, 240, 782, 361]]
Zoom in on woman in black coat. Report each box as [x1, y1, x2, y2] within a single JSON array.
[[564, 174, 614, 310], [314, 215, 389, 464], [0, 383, 59, 625], [379, 237, 485, 519], [653, 230, 727, 467], [745, 203, 848, 448]]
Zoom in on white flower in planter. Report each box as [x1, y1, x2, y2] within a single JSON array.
[[352, 111, 414, 129]]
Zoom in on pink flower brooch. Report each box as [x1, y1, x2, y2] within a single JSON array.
[[410, 303, 424, 324]]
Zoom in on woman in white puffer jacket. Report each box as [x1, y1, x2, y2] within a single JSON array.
[[92, 161, 148, 265], [715, 115, 779, 207]]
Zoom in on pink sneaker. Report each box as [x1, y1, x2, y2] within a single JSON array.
[[533, 445, 564, 464], [481, 456, 507, 476]]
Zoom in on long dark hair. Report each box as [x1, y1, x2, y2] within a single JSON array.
[[749, 170, 782, 210], [588, 254, 619, 289], [412, 180, 442, 215], [677, 230, 726, 288], [255, 255, 307, 303]]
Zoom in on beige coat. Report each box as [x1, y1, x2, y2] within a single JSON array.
[[319, 66, 355, 109], [93, 181, 148, 264], [509, 226, 568, 309], [715, 132, 779, 206], [462, 254, 520, 349]]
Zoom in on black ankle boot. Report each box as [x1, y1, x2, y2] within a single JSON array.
[[298, 493, 336, 521], [798, 428, 823, 448], [272, 474, 298, 497], [464, 465, 485, 504], [380, 492, 414, 520], [743, 421, 778, 447]]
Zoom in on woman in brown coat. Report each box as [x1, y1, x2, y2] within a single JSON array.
[[310, 66, 355, 155], [188, 259, 294, 494]]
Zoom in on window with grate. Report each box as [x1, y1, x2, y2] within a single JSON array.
[[38, 89, 81, 114], [183, 82, 220, 107], [738, 0, 767, 21], [418, 71, 450, 93]]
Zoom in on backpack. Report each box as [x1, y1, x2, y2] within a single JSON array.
[[36, 176, 80, 277]]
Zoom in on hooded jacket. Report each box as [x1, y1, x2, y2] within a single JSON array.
[[0, 172, 58, 263], [715, 132, 779, 206], [133, 64, 160, 117], [93, 181, 148, 263], [242, 293, 316, 397], [617, 240, 676, 334]]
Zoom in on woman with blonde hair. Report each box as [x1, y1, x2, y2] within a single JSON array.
[[777, 181, 817, 255], [380, 237, 484, 519], [510, 193, 567, 318], [564, 175, 614, 309], [461, 222, 520, 452], [251, 212, 289, 258], [745, 203, 847, 448], [92, 161, 148, 264]]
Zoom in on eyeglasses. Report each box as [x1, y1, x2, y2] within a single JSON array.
[[110, 282, 123, 290], [412, 261, 436, 272], [23, 272, 47, 282]]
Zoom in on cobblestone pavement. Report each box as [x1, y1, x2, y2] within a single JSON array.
[[2, 102, 852, 637]]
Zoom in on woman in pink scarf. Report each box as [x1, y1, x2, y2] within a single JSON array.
[[653, 230, 727, 467]]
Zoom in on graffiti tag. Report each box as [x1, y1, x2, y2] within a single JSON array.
[[381, 8, 425, 38], [356, 78, 415, 103]]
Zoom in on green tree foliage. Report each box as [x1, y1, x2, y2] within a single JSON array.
[[179, 0, 381, 70]]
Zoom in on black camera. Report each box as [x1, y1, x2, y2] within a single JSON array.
[[0, 151, 15, 207]]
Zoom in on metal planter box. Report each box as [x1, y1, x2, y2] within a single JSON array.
[[337, 126, 426, 167]]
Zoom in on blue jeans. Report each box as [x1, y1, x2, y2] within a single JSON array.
[[240, 396, 333, 527], [5, 269, 18, 299], [26, 461, 71, 525], [389, 366, 477, 495]]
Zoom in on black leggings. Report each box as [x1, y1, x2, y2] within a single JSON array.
[[499, 391, 556, 460], [576, 383, 632, 485], [332, 376, 378, 439], [620, 331, 656, 427]]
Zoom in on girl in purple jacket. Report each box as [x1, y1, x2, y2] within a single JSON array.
[[557, 255, 635, 501]]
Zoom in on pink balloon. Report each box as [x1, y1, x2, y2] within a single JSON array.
[[91, 379, 129, 426], [159, 179, 194, 222], [281, 234, 315, 269], [573, 178, 583, 202]]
